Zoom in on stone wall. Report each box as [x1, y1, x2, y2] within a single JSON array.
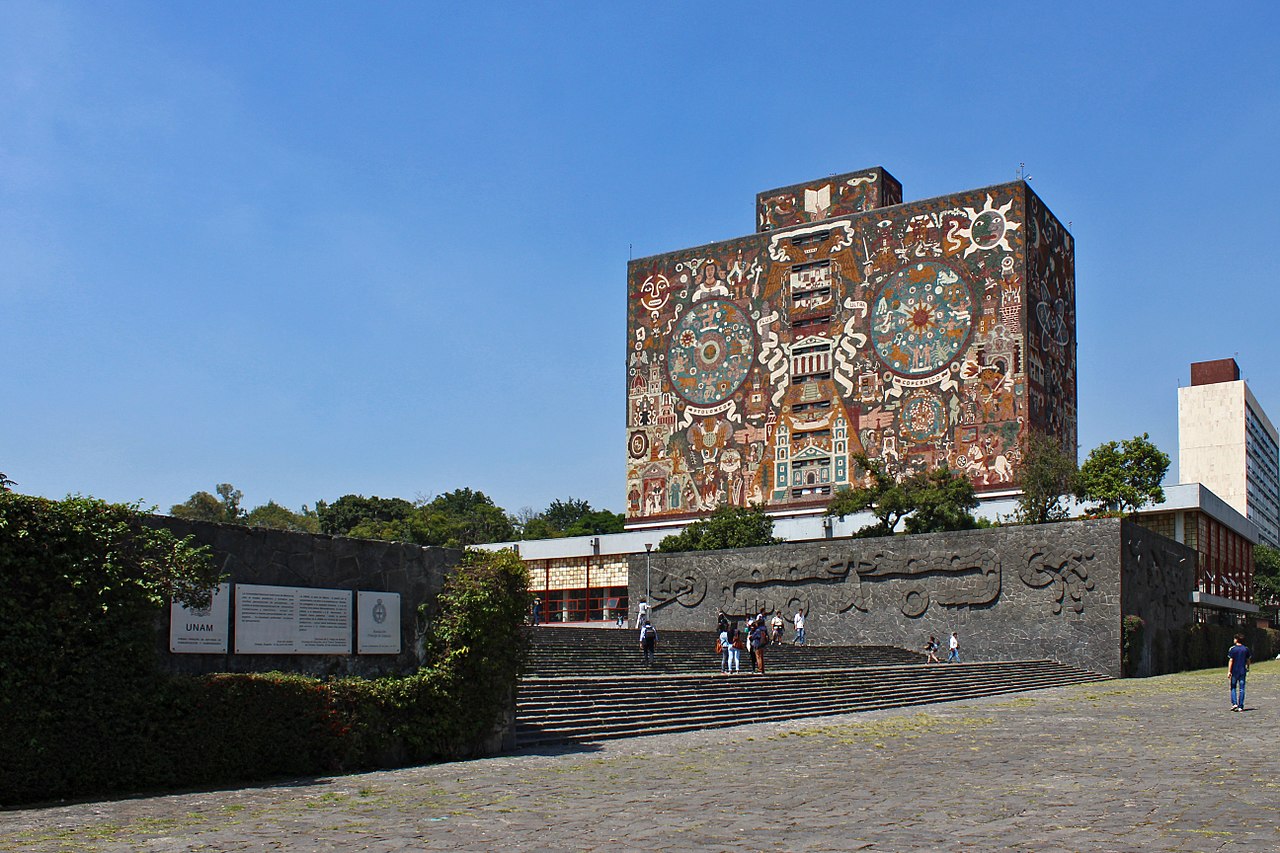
[[1120, 520, 1197, 677], [631, 518, 1193, 677], [149, 516, 460, 678]]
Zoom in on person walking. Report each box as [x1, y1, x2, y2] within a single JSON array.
[[531, 597, 542, 625], [635, 597, 651, 629], [640, 620, 657, 667], [717, 609, 729, 635], [924, 635, 941, 663], [1228, 633, 1251, 711], [947, 632, 960, 663], [793, 609, 806, 645], [770, 612, 785, 645]]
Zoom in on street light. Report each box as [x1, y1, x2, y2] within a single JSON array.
[[644, 542, 653, 603]]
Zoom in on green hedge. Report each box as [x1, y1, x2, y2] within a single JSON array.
[[0, 493, 529, 805]]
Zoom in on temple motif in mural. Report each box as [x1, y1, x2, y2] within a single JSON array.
[[626, 166, 1076, 522]]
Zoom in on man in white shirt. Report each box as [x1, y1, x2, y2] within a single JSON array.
[[793, 609, 806, 645], [635, 597, 650, 629], [948, 632, 960, 663]]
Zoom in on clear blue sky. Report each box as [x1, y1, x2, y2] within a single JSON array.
[[4, 1, 1278, 517]]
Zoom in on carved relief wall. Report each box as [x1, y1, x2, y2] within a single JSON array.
[[627, 169, 1075, 523], [1119, 519, 1197, 677], [629, 519, 1191, 677]]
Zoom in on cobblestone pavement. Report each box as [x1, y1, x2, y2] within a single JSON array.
[[4, 662, 1277, 852]]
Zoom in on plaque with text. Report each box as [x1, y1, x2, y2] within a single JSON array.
[[357, 591, 402, 654], [170, 583, 231, 653], [234, 584, 352, 654]]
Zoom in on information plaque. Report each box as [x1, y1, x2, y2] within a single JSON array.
[[170, 583, 231, 653], [234, 583, 352, 654], [357, 591, 402, 654]]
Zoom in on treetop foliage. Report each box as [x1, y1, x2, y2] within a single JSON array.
[[1014, 431, 1078, 525], [519, 496, 625, 540], [1075, 432, 1170, 517], [826, 454, 980, 537], [657, 504, 780, 552], [1254, 544, 1280, 608]]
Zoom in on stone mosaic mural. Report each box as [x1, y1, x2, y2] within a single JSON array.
[[627, 167, 1075, 522]]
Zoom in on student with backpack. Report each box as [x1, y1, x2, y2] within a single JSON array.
[[640, 620, 657, 666]]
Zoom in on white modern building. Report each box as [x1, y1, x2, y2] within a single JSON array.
[[1178, 358, 1280, 548]]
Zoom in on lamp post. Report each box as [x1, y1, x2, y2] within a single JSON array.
[[644, 543, 653, 603]]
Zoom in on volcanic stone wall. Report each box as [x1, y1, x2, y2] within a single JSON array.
[[631, 518, 1194, 677], [149, 516, 460, 678]]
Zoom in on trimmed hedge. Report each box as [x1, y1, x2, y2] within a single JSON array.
[[0, 493, 529, 805]]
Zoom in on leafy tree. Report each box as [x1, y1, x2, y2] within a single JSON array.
[[1015, 431, 1078, 524], [419, 488, 515, 547], [519, 497, 626, 540], [316, 494, 415, 536], [903, 466, 980, 534], [826, 454, 916, 537], [828, 455, 982, 537], [1075, 433, 1170, 517], [170, 483, 244, 523], [657, 504, 780, 552], [244, 501, 321, 533], [0, 471, 14, 492], [1255, 544, 1280, 608], [542, 498, 592, 531]]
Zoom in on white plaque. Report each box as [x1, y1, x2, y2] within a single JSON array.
[[170, 583, 231, 653], [357, 591, 402, 654], [234, 583, 352, 654]]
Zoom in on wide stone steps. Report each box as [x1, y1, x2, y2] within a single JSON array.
[[525, 626, 922, 677], [515, 660, 1106, 747]]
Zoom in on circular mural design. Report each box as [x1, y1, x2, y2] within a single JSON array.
[[666, 299, 755, 405], [629, 430, 650, 459], [870, 261, 975, 378], [902, 391, 946, 443], [970, 209, 1007, 249]]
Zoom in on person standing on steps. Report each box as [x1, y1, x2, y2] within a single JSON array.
[[531, 597, 542, 625], [750, 620, 768, 674], [719, 625, 731, 674], [717, 609, 729, 635], [635, 597, 651, 629], [793, 608, 806, 645], [947, 632, 960, 663], [770, 612, 785, 645], [1228, 633, 1251, 711], [728, 621, 742, 674], [640, 620, 657, 667]]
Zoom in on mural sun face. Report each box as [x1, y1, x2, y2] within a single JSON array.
[[870, 261, 975, 378], [961, 194, 1020, 257]]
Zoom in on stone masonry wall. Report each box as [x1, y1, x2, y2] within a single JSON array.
[[631, 518, 1154, 677], [1120, 519, 1197, 677], [149, 516, 460, 678]]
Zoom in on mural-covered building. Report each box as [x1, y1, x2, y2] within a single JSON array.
[[626, 166, 1076, 525]]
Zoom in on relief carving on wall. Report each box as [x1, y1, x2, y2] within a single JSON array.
[[1123, 528, 1192, 627], [665, 546, 1003, 619], [650, 565, 708, 612], [1020, 546, 1095, 614]]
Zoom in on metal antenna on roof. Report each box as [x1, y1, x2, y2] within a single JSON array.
[[1016, 162, 1032, 182]]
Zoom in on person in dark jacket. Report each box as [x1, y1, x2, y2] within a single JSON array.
[[749, 622, 767, 674], [640, 620, 657, 666]]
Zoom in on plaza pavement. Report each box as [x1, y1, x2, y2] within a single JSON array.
[[3, 661, 1277, 852]]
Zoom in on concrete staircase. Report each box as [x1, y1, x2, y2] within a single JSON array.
[[516, 627, 1108, 748], [525, 625, 922, 677]]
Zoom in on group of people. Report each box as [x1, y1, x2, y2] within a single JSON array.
[[714, 608, 806, 675], [922, 632, 961, 663]]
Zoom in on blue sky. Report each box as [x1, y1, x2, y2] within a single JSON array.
[[3, 1, 1278, 517]]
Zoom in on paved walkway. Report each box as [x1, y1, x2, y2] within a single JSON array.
[[3, 662, 1277, 852]]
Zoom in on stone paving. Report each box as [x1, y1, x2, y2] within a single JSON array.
[[3, 662, 1277, 852]]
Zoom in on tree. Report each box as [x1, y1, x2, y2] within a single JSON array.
[[244, 501, 321, 533], [902, 466, 980, 534], [1255, 544, 1280, 608], [519, 497, 625, 540], [316, 494, 415, 536], [170, 483, 244, 524], [1015, 431, 1078, 524], [826, 455, 916, 537], [420, 488, 516, 547], [1075, 433, 1170, 517], [657, 504, 780, 552], [0, 471, 14, 492]]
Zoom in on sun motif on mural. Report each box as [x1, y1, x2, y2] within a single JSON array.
[[958, 194, 1021, 258], [870, 261, 976, 378], [666, 299, 755, 406]]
